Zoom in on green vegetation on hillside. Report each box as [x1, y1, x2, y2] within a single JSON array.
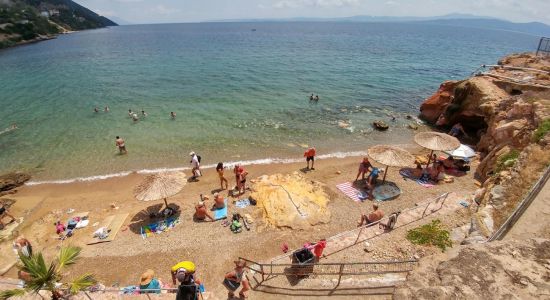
[[0, 0, 116, 49], [533, 119, 550, 142], [406, 219, 452, 252], [495, 149, 520, 173]]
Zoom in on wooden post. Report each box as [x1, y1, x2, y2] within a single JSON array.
[[426, 150, 434, 168], [382, 166, 388, 183]]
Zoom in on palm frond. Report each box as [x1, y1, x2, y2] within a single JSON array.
[[0, 289, 25, 300], [18, 252, 56, 294], [57, 246, 82, 271], [67, 273, 97, 295]]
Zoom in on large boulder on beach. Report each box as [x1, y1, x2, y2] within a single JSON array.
[[0, 172, 31, 192], [250, 173, 330, 230], [419, 80, 458, 123]]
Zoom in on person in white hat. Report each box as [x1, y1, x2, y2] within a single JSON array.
[[189, 151, 201, 180]]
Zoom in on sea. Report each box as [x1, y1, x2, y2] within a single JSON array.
[[0, 22, 540, 183]]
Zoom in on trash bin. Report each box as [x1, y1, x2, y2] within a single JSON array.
[[291, 248, 315, 276]]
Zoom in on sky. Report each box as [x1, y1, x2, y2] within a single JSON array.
[[75, 0, 550, 25]]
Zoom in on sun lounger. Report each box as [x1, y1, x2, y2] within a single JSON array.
[[87, 213, 128, 245]]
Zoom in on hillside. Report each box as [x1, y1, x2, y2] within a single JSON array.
[[0, 0, 116, 49]]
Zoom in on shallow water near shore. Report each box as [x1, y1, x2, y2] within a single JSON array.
[[0, 22, 539, 181]]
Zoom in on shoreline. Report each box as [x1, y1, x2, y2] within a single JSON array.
[[25, 149, 375, 185]]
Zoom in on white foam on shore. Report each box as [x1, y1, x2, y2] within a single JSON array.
[[25, 150, 370, 186]]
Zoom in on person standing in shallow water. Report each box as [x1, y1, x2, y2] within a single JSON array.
[[115, 136, 127, 154], [304, 147, 316, 170], [309, 93, 314, 101], [171, 112, 176, 119]]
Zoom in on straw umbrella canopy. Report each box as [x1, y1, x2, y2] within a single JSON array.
[[368, 145, 415, 183], [414, 132, 460, 166], [134, 172, 187, 207]]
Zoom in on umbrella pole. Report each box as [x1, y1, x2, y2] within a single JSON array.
[[164, 198, 168, 207], [426, 150, 434, 168], [382, 166, 388, 184]]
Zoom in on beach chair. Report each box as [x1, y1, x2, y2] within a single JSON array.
[[379, 211, 401, 231]]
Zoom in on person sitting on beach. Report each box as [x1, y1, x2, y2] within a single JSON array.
[[223, 259, 250, 299], [55, 221, 65, 234], [449, 123, 468, 138], [115, 136, 127, 154], [357, 203, 384, 226], [314, 95, 319, 101], [171, 112, 176, 119], [13, 236, 32, 257], [442, 156, 456, 169], [411, 163, 423, 178], [213, 193, 225, 209], [355, 157, 372, 182], [304, 147, 316, 170], [189, 152, 201, 180], [194, 199, 214, 222], [141, 110, 147, 117], [216, 162, 229, 190], [139, 269, 161, 294], [104, 106, 109, 112], [309, 93, 314, 101], [0, 204, 16, 229], [170, 261, 201, 300], [430, 161, 445, 182]]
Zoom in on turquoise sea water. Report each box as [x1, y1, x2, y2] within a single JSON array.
[[0, 22, 539, 182]]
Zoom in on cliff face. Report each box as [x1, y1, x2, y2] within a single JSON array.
[[0, 0, 116, 48], [419, 52, 550, 235]]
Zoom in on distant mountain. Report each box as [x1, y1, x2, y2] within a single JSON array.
[[211, 13, 550, 37], [0, 0, 116, 49]]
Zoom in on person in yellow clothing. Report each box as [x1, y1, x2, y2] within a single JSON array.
[[171, 261, 202, 300]]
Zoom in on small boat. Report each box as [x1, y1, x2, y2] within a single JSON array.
[[373, 120, 389, 131], [251, 29, 257, 31]]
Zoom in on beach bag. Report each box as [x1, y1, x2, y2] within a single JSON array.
[[222, 278, 240, 291], [249, 197, 257, 206], [380, 211, 401, 231], [197, 155, 202, 163], [230, 220, 242, 233]]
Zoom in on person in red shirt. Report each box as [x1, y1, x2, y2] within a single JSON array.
[[304, 147, 316, 170]]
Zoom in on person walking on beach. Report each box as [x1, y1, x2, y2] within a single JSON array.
[[304, 147, 316, 170], [223, 259, 250, 299], [13, 236, 32, 257], [216, 162, 229, 190], [170, 261, 202, 300], [189, 152, 201, 180], [115, 136, 127, 154]]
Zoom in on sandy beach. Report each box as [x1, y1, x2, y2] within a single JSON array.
[[0, 145, 478, 299]]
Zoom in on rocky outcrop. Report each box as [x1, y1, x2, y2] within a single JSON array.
[[419, 81, 457, 123], [394, 238, 550, 299], [0, 172, 31, 192]]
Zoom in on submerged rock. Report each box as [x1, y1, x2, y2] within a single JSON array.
[[0, 172, 31, 192]]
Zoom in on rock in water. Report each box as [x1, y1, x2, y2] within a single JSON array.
[[373, 120, 389, 131], [0, 172, 31, 191]]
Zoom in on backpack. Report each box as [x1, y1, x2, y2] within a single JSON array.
[[230, 220, 242, 233], [197, 155, 201, 163]]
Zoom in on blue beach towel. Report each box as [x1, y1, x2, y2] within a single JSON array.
[[213, 199, 228, 220]]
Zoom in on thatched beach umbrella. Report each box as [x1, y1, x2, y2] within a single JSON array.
[[368, 145, 415, 183], [414, 132, 460, 166], [134, 172, 187, 207]]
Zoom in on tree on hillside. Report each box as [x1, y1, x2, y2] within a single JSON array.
[[0, 246, 96, 300]]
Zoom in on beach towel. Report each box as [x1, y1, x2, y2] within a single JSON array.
[[336, 182, 361, 202], [213, 199, 228, 220], [399, 168, 435, 188], [235, 198, 250, 208], [445, 168, 467, 177], [140, 217, 179, 239], [372, 182, 401, 201]]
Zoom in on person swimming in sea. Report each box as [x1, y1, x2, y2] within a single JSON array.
[[131, 113, 139, 122], [94, 107, 99, 113], [104, 106, 110, 112], [314, 95, 319, 101], [170, 112, 176, 119], [115, 136, 127, 154], [128, 109, 133, 117], [141, 110, 147, 117]]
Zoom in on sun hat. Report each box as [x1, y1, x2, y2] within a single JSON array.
[[140, 269, 155, 286], [189, 151, 195, 156], [197, 201, 205, 207]]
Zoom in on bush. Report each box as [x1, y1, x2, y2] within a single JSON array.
[[495, 149, 520, 173], [533, 119, 550, 142], [406, 219, 452, 252]]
